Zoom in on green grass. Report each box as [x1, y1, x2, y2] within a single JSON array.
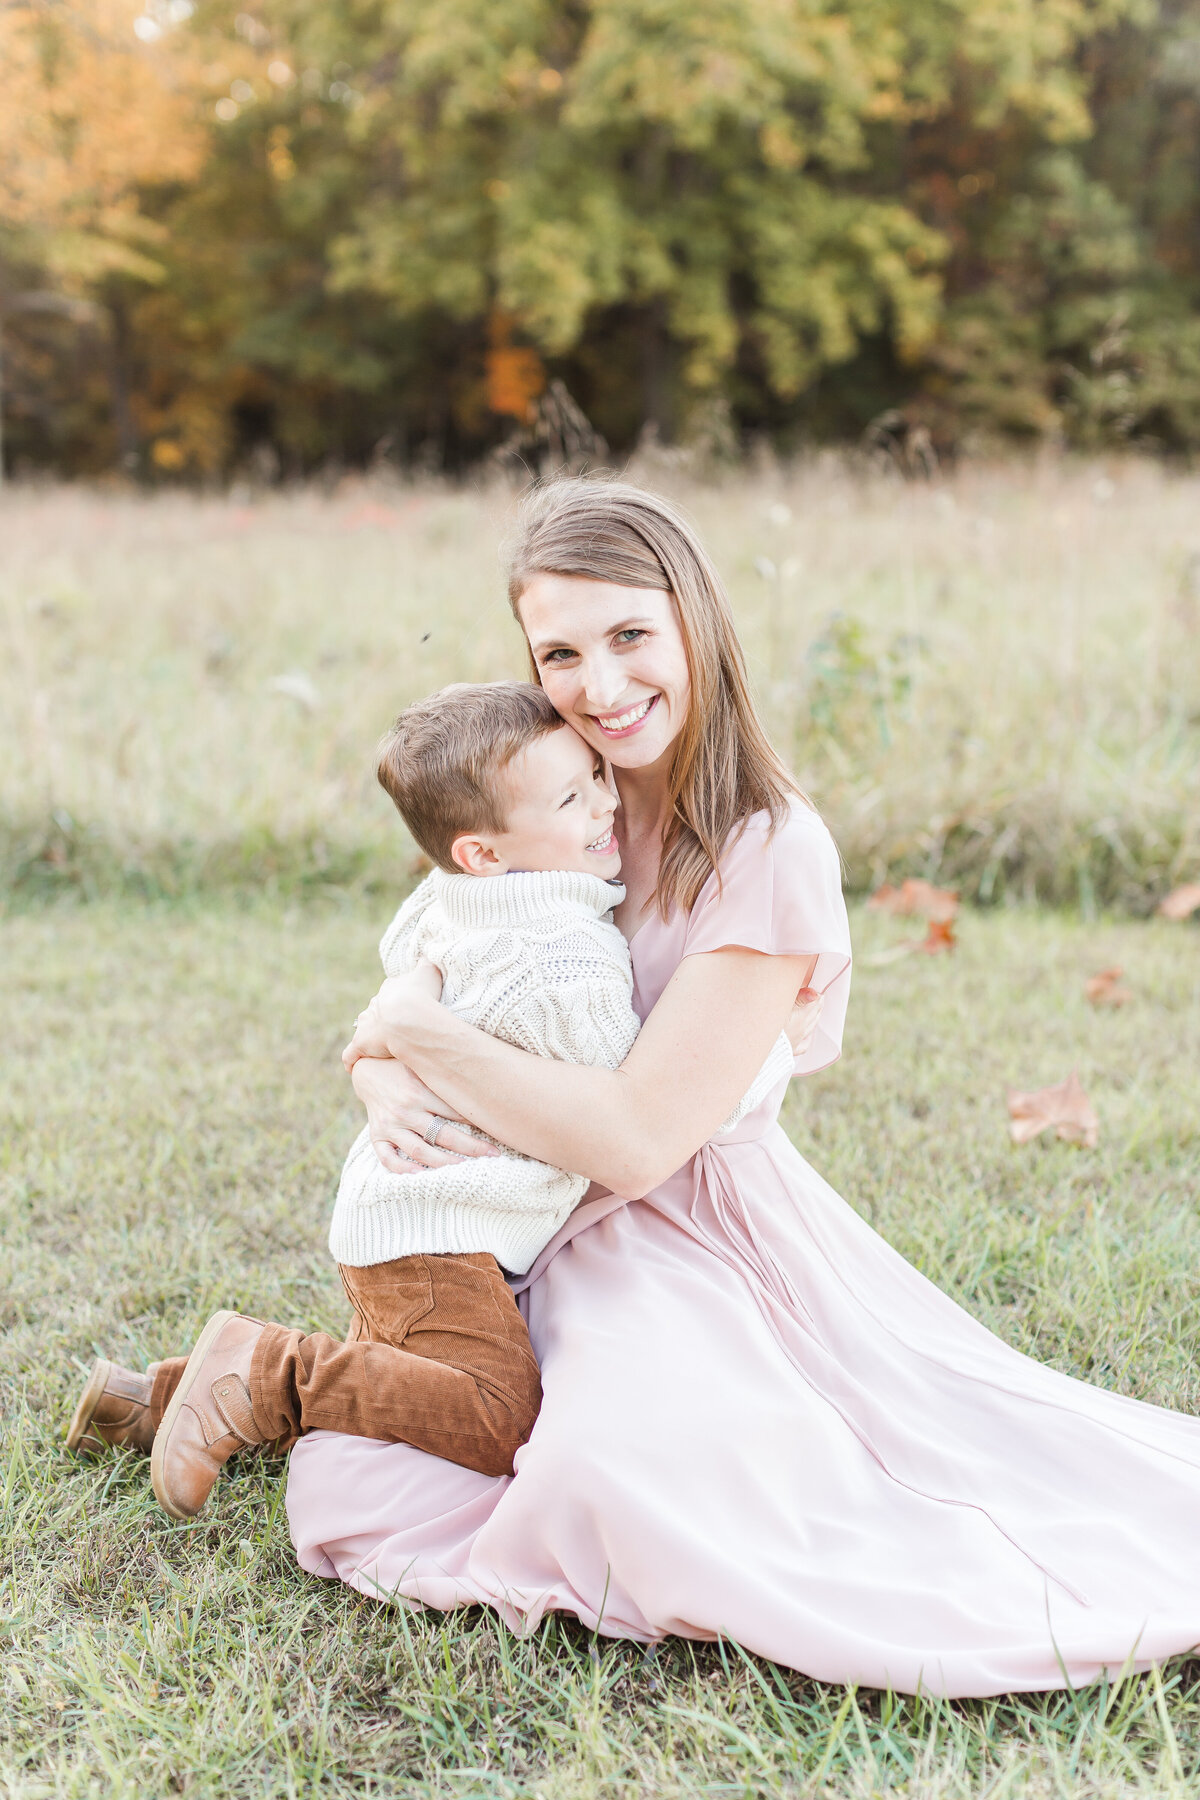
[[3, 457, 1200, 910], [3, 894, 1199, 1796]]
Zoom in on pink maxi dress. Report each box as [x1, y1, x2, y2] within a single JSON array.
[[288, 804, 1200, 1697]]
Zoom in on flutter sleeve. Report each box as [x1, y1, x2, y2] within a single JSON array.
[[681, 802, 852, 1075]]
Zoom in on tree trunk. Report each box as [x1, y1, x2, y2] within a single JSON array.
[[640, 300, 672, 441], [106, 301, 139, 471], [0, 324, 7, 485]]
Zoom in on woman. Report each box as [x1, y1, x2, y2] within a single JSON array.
[[289, 479, 1200, 1698]]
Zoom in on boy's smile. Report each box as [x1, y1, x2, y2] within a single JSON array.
[[451, 725, 621, 879]]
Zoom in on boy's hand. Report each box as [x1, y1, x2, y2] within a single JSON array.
[[343, 995, 391, 1068], [342, 962, 444, 1071]]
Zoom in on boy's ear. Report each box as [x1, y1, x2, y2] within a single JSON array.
[[449, 833, 507, 876]]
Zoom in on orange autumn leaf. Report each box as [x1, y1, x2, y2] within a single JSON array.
[[1007, 1070, 1098, 1149], [868, 878, 959, 923], [1084, 967, 1132, 1007], [916, 918, 956, 954], [863, 915, 957, 964], [1157, 883, 1200, 922]]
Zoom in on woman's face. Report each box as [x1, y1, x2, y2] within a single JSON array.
[[518, 575, 691, 773]]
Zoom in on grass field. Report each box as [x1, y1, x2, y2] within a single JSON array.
[[2, 457, 1200, 910], [3, 891, 1199, 1797], [2, 463, 1199, 1794]]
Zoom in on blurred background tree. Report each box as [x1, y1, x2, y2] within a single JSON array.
[[0, 0, 204, 471], [2, 0, 1198, 476]]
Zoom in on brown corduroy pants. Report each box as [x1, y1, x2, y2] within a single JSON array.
[[148, 1252, 541, 1478]]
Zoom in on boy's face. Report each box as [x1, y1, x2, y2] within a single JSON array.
[[451, 726, 621, 879]]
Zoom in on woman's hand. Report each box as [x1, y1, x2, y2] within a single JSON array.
[[343, 962, 444, 1072], [785, 987, 823, 1059], [349, 1055, 499, 1175]]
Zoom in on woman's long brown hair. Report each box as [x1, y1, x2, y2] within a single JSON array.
[[506, 476, 803, 917]]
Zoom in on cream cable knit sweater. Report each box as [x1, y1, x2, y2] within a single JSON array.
[[328, 866, 794, 1275]]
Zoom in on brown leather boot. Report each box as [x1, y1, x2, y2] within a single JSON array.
[[150, 1311, 268, 1519], [66, 1359, 159, 1456]]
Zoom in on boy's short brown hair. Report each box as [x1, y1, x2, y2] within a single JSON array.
[[377, 681, 564, 871]]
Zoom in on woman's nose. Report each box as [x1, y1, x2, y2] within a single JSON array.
[[577, 653, 626, 714]]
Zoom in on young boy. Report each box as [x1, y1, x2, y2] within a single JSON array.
[[329, 680, 644, 1282], [69, 683, 790, 1517]]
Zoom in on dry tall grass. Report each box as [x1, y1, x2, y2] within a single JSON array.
[[3, 455, 1198, 907]]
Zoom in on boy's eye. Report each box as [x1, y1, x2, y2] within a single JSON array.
[[558, 791, 577, 809]]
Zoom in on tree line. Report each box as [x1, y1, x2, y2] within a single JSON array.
[[2, 0, 1199, 477]]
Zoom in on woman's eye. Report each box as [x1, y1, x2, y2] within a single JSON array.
[[541, 647, 576, 665], [614, 629, 646, 646]]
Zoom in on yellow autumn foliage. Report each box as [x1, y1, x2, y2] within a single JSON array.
[[0, 0, 203, 283]]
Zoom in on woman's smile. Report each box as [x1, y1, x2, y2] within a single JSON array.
[[592, 695, 659, 739]]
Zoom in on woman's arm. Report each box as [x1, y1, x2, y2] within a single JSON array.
[[359, 948, 814, 1199]]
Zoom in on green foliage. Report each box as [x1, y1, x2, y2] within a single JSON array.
[[321, 0, 949, 402], [925, 147, 1200, 449], [802, 611, 921, 748], [3, 0, 1200, 470]]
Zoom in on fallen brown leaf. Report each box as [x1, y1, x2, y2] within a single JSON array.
[[868, 878, 959, 923], [1007, 1070, 1099, 1149], [863, 916, 957, 964], [1158, 883, 1200, 922], [917, 918, 957, 954], [1084, 967, 1132, 1007]]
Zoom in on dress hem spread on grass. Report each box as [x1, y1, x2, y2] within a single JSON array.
[[287, 805, 1200, 1698]]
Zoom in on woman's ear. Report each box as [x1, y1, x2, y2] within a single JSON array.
[[449, 834, 506, 876]]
